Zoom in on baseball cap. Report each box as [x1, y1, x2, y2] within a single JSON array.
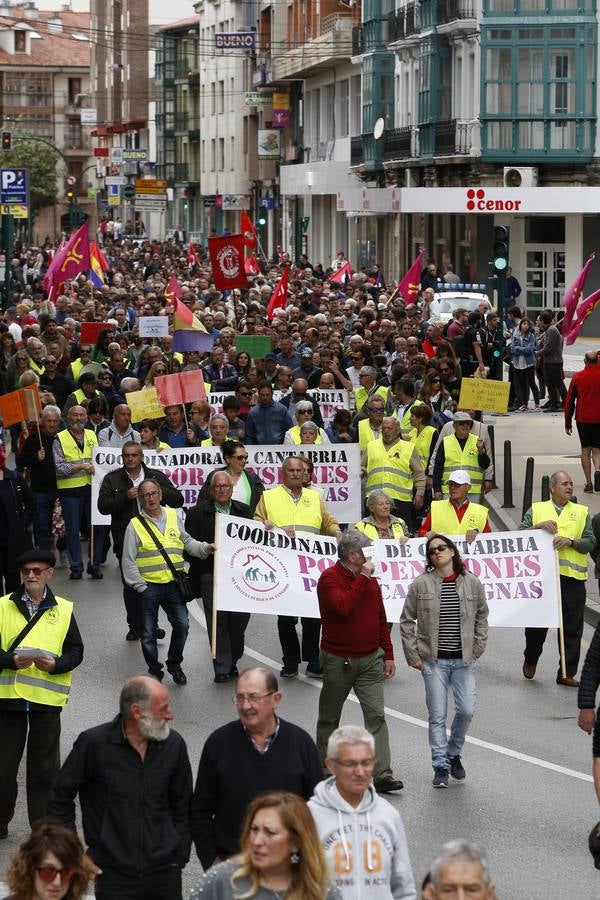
[[448, 470, 471, 486], [453, 411, 473, 422]]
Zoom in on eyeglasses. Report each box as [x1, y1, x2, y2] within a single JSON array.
[[238, 391, 252, 396], [15, 356, 28, 361], [231, 454, 248, 460], [332, 757, 375, 770], [431, 378, 441, 383], [140, 491, 160, 499], [36, 865, 74, 885], [98, 374, 112, 380], [233, 690, 275, 705], [20, 566, 52, 576], [429, 544, 449, 554]]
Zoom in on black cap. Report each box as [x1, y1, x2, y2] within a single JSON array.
[[265, 352, 278, 362], [589, 822, 600, 869], [15, 549, 56, 569]]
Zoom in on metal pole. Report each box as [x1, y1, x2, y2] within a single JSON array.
[[502, 439, 515, 508], [521, 456, 535, 521], [541, 474, 550, 502], [488, 424, 497, 489]]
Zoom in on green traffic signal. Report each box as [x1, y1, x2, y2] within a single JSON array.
[[493, 225, 509, 273]]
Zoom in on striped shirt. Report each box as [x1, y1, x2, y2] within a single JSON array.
[[438, 574, 462, 658]]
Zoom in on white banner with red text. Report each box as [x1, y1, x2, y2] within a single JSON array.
[[215, 518, 559, 627], [91, 444, 361, 525]]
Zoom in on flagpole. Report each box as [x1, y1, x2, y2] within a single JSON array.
[[384, 286, 399, 308], [255, 233, 269, 266]]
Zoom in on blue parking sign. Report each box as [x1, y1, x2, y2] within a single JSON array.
[[0, 168, 27, 205]]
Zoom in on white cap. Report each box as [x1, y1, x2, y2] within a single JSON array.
[[448, 469, 471, 486]]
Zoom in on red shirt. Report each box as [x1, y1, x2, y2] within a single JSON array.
[[565, 364, 600, 426], [317, 561, 393, 660]]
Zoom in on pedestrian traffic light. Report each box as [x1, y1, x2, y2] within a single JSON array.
[[1, 131, 11, 150], [492, 225, 509, 273]]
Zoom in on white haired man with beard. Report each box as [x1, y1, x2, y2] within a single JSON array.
[[48, 675, 193, 900]]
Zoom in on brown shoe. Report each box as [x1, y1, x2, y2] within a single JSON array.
[[556, 675, 579, 687], [522, 661, 536, 680]]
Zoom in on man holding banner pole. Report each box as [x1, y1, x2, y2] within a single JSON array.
[[521, 470, 594, 686]]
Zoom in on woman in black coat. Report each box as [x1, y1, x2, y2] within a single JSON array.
[[197, 439, 264, 514], [0, 444, 36, 594]]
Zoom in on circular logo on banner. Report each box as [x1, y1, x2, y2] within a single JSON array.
[[217, 244, 241, 280], [230, 547, 289, 602]]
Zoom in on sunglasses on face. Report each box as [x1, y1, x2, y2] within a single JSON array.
[[429, 544, 449, 554], [36, 865, 74, 885]]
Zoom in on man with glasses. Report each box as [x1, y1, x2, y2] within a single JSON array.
[[352, 397, 386, 451], [0, 548, 84, 839], [309, 725, 416, 900], [39, 355, 73, 410], [353, 366, 389, 413], [65, 345, 92, 383], [98, 442, 184, 641], [121, 478, 214, 685], [186, 472, 253, 683], [191, 666, 323, 869], [63, 372, 101, 415], [431, 412, 490, 503]]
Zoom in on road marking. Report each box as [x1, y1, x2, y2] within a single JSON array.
[[189, 605, 593, 784]]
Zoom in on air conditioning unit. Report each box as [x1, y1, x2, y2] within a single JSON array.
[[503, 166, 538, 188]]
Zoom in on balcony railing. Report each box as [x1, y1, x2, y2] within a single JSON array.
[[438, 0, 475, 23], [388, 11, 404, 42], [175, 59, 200, 81], [174, 163, 189, 182], [352, 24, 364, 55], [383, 126, 412, 160], [404, 3, 420, 36], [350, 135, 363, 166], [434, 119, 473, 155]]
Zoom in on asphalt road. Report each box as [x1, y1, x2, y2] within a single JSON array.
[[0, 553, 598, 899]]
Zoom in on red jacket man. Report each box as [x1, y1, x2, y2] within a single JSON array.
[[565, 351, 600, 492]]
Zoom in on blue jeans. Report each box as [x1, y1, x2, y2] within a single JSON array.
[[139, 582, 189, 675], [422, 658, 476, 770], [32, 491, 58, 552], [59, 491, 103, 573]]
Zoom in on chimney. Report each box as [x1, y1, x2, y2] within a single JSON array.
[[23, 2, 38, 19], [47, 14, 62, 33]]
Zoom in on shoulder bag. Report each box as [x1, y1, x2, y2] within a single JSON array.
[[135, 515, 196, 603]]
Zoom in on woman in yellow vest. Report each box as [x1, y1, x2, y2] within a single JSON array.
[[355, 489, 409, 540], [139, 418, 170, 451], [284, 401, 329, 445], [408, 403, 438, 473]]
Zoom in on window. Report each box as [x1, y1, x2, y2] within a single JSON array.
[[219, 137, 224, 170], [14, 30, 26, 52], [324, 84, 335, 140], [230, 136, 234, 170], [350, 75, 361, 134], [68, 78, 81, 104], [210, 138, 215, 171], [338, 79, 349, 137], [201, 139, 206, 172], [210, 82, 215, 115], [218, 80, 224, 114]]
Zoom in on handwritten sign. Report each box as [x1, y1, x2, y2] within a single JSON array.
[[458, 378, 510, 414], [138, 316, 169, 338], [125, 387, 165, 422]]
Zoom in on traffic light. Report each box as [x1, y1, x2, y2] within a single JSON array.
[[1, 131, 11, 150], [66, 189, 74, 201], [492, 225, 509, 273]]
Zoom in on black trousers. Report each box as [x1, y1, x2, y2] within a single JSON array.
[[0, 709, 61, 827], [277, 616, 320, 668], [524, 575, 586, 677], [198, 573, 250, 676], [95, 866, 182, 900], [542, 362, 567, 406]]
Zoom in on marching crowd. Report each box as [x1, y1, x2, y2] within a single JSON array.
[[0, 235, 598, 898]]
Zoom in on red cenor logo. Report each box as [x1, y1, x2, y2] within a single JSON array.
[[216, 244, 241, 279], [466, 188, 522, 212]]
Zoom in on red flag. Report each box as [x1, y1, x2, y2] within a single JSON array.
[[80, 322, 110, 344], [566, 287, 600, 345], [208, 235, 249, 291], [179, 370, 206, 402], [562, 254, 594, 336], [43, 222, 90, 293], [164, 274, 182, 304], [266, 268, 289, 320], [245, 254, 260, 275], [188, 243, 200, 269], [154, 371, 207, 407], [398, 250, 425, 303], [241, 210, 257, 249], [329, 261, 353, 284]]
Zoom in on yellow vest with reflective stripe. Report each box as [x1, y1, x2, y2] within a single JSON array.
[[365, 437, 415, 502], [73, 388, 100, 405], [285, 425, 325, 445], [131, 507, 185, 583], [430, 500, 489, 534], [532, 500, 588, 580], [354, 384, 388, 412], [408, 425, 437, 470], [355, 520, 407, 540], [70, 358, 85, 381], [0, 594, 72, 706], [263, 486, 323, 534], [442, 433, 483, 500], [29, 357, 45, 376], [56, 428, 98, 490], [358, 418, 381, 451]]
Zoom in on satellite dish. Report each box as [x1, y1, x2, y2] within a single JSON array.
[[373, 117, 385, 140]]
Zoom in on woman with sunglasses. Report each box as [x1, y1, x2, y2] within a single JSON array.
[[400, 534, 488, 789], [199, 439, 264, 513], [3, 818, 90, 900], [418, 370, 455, 424], [143, 360, 169, 388]]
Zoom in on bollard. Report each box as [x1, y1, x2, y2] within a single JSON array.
[[502, 440, 515, 508], [541, 474, 550, 502], [488, 424, 497, 489], [521, 457, 534, 521]]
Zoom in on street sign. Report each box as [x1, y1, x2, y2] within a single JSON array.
[[216, 32, 256, 49], [106, 176, 127, 186], [134, 199, 167, 211], [135, 178, 167, 194], [0, 168, 27, 205], [244, 92, 273, 107], [1, 204, 27, 218], [123, 185, 135, 200], [65, 175, 77, 186], [80, 108, 97, 125], [122, 149, 147, 161]]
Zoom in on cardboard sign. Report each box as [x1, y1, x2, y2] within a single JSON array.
[[0, 388, 27, 426], [125, 387, 165, 422], [458, 378, 510, 414], [236, 335, 272, 359], [80, 322, 111, 344], [139, 316, 169, 338], [154, 371, 206, 407]]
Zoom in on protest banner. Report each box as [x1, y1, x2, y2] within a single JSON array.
[[154, 370, 206, 406], [214, 518, 559, 628], [207, 391, 234, 414], [0, 388, 27, 426], [236, 335, 272, 359], [138, 316, 169, 338], [91, 443, 361, 526], [458, 378, 510, 414], [125, 387, 165, 421], [270, 389, 348, 427]]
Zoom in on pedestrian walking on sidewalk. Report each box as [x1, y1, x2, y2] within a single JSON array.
[[564, 350, 600, 493]]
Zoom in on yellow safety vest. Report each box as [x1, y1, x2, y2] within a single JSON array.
[[442, 433, 483, 500], [56, 428, 98, 490], [131, 507, 185, 584], [532, 500, 589, 580], [365, 437, 415, 502], [263, 486, 323, 534], [358, 418, 381, 452], [408, 425, 437, 470], [0, 594, 72, 706], [29, 357, 45, 376], [354, 384, 388, 412], [430, 500, 489, 534], [73, 388, 100, 405], [355, 520, 407, 540], [69, 358, 85, 381], [395, 399, 425, 437], [285, 425, 325, 445]]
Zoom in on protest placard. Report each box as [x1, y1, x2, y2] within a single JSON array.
[[125, 387, 165, 421], [236, 335, 272, 359], [458, 378, 510, 414], [138, 316, 169, 338]]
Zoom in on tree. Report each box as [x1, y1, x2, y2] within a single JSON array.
[[0, 134, 61, 221]]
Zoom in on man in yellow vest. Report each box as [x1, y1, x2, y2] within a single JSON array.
[[521, 469, 594, 686], [419, 469, 490, 541], [351, 396, 386, 450], [432, 411, 490, 502], [254, 456, 341, 679], [364, 416, 425, 532], [0, 548, 83, 838], [353, 366, 389, 413], [387, 377, 425, 437], [122, 478, 215, 685], [53, 405, 104, 580], [63, 372, 101, 415], [65, 344, 93, 383]]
